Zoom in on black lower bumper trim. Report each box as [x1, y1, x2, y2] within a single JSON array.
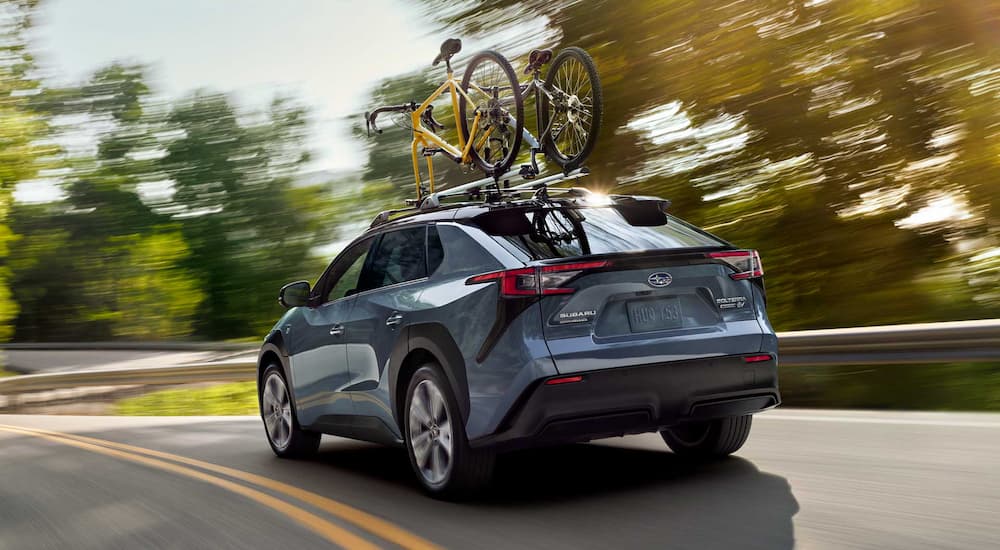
[[471, 355, 780, 451]]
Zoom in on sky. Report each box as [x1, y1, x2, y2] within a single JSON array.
[[31, 0, 442, 174]]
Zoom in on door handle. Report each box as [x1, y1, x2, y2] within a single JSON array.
[[385, 312, 403, 326], [329, 324, 344, 336]]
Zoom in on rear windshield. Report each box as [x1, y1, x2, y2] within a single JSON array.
[[479, 206, 727, 260]]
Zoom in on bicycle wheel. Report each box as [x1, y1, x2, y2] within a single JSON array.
[[459, 50, 524, 177], [539, 47, 603, 171]]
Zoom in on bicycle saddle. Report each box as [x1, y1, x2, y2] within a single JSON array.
[[525, 48, 553, 74], [433, 38, 462, 66]]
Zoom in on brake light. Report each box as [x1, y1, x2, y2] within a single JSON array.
[[466, 260, 609, 297], [707, 250, 763, 280], [743, 354, 772, 363]]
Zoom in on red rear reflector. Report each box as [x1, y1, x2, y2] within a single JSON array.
[[545, 375, 584, 385], [466, 272, 502, 284], [743, 354, 772, 363]]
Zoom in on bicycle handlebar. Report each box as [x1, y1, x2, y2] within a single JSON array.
[[365, 102, 416, 136]]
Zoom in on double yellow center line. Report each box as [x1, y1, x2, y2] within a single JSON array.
[[0, 424, 441, 550]]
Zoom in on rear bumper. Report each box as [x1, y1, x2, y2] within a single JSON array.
[[469, 355, 780, 451]]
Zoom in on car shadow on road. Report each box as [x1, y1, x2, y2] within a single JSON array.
[[310, 438, 798, 549]]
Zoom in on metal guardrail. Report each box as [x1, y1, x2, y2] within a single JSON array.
[[777, 319, 1000, 366], [1, 319, 998, 398], [0, 361, 257, 394], [0, 341, 257, 352]]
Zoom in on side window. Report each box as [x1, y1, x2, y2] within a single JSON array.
[[427, 225, 444, 275], [322, 238, 375, 303], [358, 226, 427, 292]]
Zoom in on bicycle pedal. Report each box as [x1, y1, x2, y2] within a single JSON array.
[[519, 164, 538, 179]]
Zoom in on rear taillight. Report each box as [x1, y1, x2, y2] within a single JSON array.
[[707, 250, 763, 280], [466, 260, 609, 297]]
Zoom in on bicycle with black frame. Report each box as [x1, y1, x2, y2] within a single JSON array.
[[516, 46, 603, 177]]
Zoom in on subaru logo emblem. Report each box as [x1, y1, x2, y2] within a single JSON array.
[[647, 272, 672, 287]]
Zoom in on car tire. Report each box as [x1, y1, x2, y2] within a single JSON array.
[[259, 364, 321, 459], [404, 363, 495, 498], [660, 414, 752, 459]]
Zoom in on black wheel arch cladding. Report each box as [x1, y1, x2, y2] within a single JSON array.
[[388, 323, 471, 430]]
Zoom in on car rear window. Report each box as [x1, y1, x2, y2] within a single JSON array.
[[478, 206, 726, 260]]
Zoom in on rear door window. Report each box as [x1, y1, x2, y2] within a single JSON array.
[[358, 226, 428, 292]]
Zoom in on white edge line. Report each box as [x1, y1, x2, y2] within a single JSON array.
[[759, 414, 1000, 428]]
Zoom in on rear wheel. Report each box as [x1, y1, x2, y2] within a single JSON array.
[[404, 363, 495, 498], [540, 46, 603, 171], [459, 50, 524, 177], [660, 415, 752, 459], [260, 364, 321, 458]]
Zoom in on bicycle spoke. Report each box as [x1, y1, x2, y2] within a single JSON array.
[[465, 56, 519, 170]]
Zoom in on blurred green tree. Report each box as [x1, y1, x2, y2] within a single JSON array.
[[405, 0, 1000, 329], [158, 92, 335, 338], [0, 0, 58, 340], [9, 56, 334, 340]]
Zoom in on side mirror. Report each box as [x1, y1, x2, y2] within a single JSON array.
[[278, 281, 311, 308]]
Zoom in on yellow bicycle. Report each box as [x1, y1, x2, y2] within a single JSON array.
[[366, 38, 524, 200]]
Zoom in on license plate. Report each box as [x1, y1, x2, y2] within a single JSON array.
[[627, 298, 682, 333]]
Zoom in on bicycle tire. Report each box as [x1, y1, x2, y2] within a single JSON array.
[[540, 46, 603, 171], [459, 50, 525, 177]]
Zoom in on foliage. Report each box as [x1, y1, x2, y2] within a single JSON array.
[[780, 363, 1000, 411], [158, 92, 336, 338], [0, 0, 55, 341], [115, 382, 258, 416], [5, 16, 336, 340], [399, 0, 1000, 330], [4, 0, 1000, 350]]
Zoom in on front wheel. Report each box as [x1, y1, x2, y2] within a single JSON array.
[[404, 363, 495, 498], [660, 415, 753, 460], [259, 364, 321, 458], [540, 46, 603, 171], [459, 50, 525, 177]]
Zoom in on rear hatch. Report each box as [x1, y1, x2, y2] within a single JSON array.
[[474, 201, 767, 373]]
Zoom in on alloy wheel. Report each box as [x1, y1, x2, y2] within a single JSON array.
[[408, 379, 454, 485], [262, 373, 293, 451]]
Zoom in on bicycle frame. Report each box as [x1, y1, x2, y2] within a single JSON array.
[[519, 77, 560, 149], [408, 70, 494, 199]]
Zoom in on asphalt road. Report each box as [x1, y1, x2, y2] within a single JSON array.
[[1, 409, 998, 549]]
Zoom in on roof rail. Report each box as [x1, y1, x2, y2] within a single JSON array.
[[370, 206, 418, 228]]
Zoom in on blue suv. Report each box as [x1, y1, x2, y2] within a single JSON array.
[[257, 189, 779, 496]]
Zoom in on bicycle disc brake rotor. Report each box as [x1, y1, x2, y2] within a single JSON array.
[[566, 95, 583, 124]]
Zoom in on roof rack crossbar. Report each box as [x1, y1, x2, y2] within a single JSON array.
[[507, 167, 589, 191], [422, 167, 590, 208], [432, 167, 521, 199]]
